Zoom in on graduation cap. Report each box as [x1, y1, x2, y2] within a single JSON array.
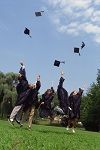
[[54, 60, 65, 67], [35, 11, 44, 17], [81, 41, 85, 49], [24, 27, 31, 37], [74, 47, 80, 56]]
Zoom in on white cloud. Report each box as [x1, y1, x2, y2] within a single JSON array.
[[95, 0, 100, 5], [94, 35, 100, 43], [91, 10, 100, 23], [82, 23, 100, 34], [48, 0, 91, 9], [45, 0, 100, 44]]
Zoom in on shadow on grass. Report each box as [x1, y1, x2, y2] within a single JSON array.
[[38, 129, 76, 135]]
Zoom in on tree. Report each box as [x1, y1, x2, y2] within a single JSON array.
[[81, 70, 100, 131], [0, 71, 18, 118]]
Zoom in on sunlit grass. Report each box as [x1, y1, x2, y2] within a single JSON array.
[[0, 120, 100, 150]]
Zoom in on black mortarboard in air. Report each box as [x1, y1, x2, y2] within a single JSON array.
[[24, 27, 31, 37], [81, 41, 85, 49], [54, 60, 65, 67], [35, 11, 44, 17], [74, 47, 80, 56]]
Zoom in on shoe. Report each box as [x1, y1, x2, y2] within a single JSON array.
[[15, 118, 21, 124], [66, 127, 69, 131], [15, 118, 23, 127], [20, 123, 23, 127], [8, 118, 14, 126], [28, 126, 31, 130], [72, 129, 75, 133]]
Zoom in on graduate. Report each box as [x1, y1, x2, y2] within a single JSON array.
[[57, 71, 69, 115], [39, 87, 55, 124], [66, 88, 84, 133], [9, 73, 29, 125], [17, 75, 41, 129]]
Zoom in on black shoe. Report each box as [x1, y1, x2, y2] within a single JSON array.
[[15, 118, 23, 127], [20, 124, 23, 127], [15, 118, 21, 125]]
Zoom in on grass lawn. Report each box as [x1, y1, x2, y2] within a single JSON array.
[[0, 119, 100, 150]]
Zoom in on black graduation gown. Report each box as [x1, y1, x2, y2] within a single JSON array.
[[22, 80, 41, 111], [19, 66, 26, 78], [15, 77, 29, 106], [39, 89, 55, 117], [68, 90, 83, 119], [57, 77, 68, 114]]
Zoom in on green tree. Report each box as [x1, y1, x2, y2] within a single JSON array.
[[0, 71, 18, 118], [81, 70, 100, 131]]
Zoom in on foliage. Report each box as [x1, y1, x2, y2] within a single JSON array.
[[0, 71, 18, 117], [81, 69, 100, 131]]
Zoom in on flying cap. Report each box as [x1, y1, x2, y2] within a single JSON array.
[[81, 41, 85, 49], [74, 47, 80, 56], [35, 11, 44, 17], [54, 60, 65, 67], [24, 27, 31, 37]]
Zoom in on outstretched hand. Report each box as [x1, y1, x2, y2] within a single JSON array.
[[37, 75, 40, 81]]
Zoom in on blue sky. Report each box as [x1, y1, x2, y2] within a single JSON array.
[[0, 0, 100, 95]]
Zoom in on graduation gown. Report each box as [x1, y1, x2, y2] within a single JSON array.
[[57, 77, 68, 114], [21, 80, 41, 111], [15, 77, 29, 106], [68, 89, 83, 119], [39, 88, 55, 117]]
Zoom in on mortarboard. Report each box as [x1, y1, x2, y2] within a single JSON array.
[[35, 11, 44, 17], [81, 41, 85, 49], [24, 27, 31, 37], [54, 60, 65, 67], [74, 47, 80, 56]]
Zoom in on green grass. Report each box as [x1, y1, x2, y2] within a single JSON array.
[[0, 119, 100, 150]]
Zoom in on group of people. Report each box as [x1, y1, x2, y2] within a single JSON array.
[[8, 63, 84, 133]]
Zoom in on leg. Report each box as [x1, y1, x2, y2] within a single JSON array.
[[15, 106, 23, 123], [28, 106, 35, 128], [71, 119, 76, 133], [33, 109, 38, 123], [49, 114, 54, 124], [66, 119, 71, 131], [66, 119, 74, 131], [10, 105, 22, 122], [20, 109, 30, 126]]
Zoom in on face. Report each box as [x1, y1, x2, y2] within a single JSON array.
[[32, 83, 36, 89], [73, 91, 78, 95]]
